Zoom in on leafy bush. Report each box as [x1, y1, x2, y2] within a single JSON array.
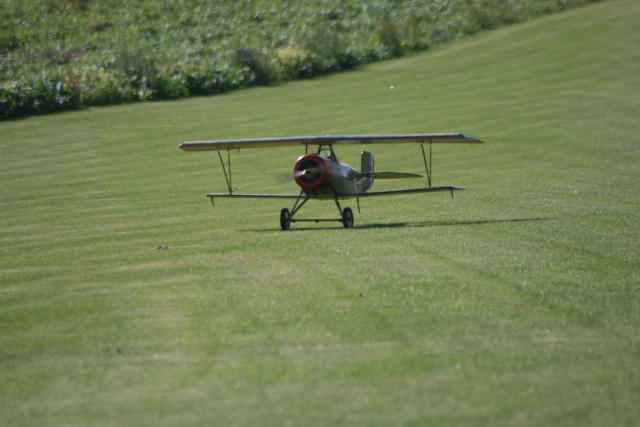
[[0, 74, 82, 119], [378, 15, 405, 58], [232, 47, 276, 85], [183, 67, 245, 96]]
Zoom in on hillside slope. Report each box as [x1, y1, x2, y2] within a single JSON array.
[[1, 0, 600, 119]]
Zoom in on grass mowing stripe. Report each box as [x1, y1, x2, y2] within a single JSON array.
[[1, 1, 639, 425]]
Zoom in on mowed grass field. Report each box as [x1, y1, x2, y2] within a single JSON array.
[[1, 1, 638, 425]]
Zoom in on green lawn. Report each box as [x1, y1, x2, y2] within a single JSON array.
[[1, 1, 638, 425]]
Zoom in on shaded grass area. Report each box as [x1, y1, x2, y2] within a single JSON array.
[[1, 1, 639, 425]]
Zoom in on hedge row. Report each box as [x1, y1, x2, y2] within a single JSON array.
[[0, 45, 379, 120], [0, 68, 238, 119]]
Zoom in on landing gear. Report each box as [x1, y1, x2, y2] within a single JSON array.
[[342, 207, 354, 228], [280, 208, 291, 230], [280, 191, 355, 230]]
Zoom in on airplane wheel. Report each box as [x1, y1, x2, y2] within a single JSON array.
[[280, 208, 291, 230], [342, 207, 354, 229]]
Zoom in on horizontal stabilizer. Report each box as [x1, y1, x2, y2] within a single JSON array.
[[339, 186, 464, 198], [359, 172, 422, 180]]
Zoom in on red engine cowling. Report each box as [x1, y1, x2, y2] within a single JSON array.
[[293, 154, 331, 191]]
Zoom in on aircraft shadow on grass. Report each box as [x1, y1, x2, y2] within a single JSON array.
[[357, 217, 548, 230], [243, 217, 548, 232]]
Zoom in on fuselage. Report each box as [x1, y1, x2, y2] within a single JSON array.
[[293, 153, 366, 199]]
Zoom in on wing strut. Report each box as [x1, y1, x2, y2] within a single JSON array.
[[420, 140, 433, 187], [217, 149, 233, 194]]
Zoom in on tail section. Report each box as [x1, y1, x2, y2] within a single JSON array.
[[360, 151, 374, 192]]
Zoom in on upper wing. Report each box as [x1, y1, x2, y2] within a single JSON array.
[[179, 133, 483, 152]]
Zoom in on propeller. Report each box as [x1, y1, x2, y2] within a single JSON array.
[[276, 166, 325, 182], [292, 166, 322, 179], [292, 153, 331, 190]]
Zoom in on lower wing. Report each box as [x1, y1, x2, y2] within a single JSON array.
[[205, 186, 463, 200], [207, 193, 301, 199]]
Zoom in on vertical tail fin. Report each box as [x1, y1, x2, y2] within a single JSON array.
[[360, 151, 374, 192]]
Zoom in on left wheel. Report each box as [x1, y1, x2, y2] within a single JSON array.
[[342, 207, 354, 229], [280, 208, 291, 230]]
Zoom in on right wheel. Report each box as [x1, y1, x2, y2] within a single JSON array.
[[280, 208, 291, 230], [342, 207, 354, 229]]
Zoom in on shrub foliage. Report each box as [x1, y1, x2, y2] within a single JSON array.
[[0, 0, 601, 119]]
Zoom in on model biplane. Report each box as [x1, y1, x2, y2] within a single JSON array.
[[179, 134, 483, 229]]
